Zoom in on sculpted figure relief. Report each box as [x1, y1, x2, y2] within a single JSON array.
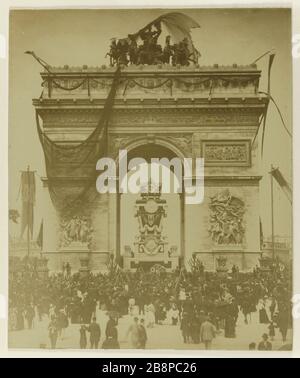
[[209, 189, 245, 245], [205, 145, 247, 162], [60, 215, 93, 248]]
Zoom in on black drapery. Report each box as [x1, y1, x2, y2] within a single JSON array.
[[36, 66, 121, 215]]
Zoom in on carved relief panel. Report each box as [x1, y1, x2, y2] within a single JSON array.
[[202, 140, 251, 167], [209, 189, 245, 245]]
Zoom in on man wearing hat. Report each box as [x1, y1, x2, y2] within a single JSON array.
[[88, 317, 101, 349], [200, 315, 216, 350]]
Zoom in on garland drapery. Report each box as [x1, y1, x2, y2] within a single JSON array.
[[43, 73, 257, 98], [36, 66, 121, 216], [36, 65, 260, 216]]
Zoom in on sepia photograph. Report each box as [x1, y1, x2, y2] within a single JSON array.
[[7, 7, 293, 352]]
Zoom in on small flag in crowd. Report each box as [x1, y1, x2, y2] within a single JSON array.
[[36, 220, 43, 249]]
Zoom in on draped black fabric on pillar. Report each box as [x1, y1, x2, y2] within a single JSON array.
[[36, 66, 121, 216]]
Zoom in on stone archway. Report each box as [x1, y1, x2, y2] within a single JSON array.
[[111, 136, 188, 164], [114, 142, 185, 271]]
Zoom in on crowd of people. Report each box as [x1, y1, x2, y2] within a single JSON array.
[[9, 255, 292, 350]]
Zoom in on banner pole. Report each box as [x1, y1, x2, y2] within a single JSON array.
[[27, 165, 30, 257], [270, 165, 275, 260]]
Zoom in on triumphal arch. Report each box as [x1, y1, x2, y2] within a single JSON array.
[[33, 63, 267, 273]]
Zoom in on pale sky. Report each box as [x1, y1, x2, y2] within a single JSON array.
[[8, 8, 292, 240]]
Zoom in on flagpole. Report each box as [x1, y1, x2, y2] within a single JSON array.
[[27, 165, 30, 257], [270, 165, 275, 260]]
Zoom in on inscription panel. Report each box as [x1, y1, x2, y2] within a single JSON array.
[[202, 140, 251, 167]]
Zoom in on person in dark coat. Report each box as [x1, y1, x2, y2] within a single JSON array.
[[16, 307, 24, 330], [224, 314, 236, 338], [240, 298, 252, 324], [25, 304, 35, 330], [277, 310, 289, 343], [79, 325, 87, 349], [258, 299, 269, 324], [57, 309, 68, 340], [269, 297, 277, 320], [257, 333, 272, 351], [190, 315, 200, 344], [102, 326, 120, 349], [88, 317, 101, 349], [48, 318, 59, 349], [105, 315, 116, 338], [268, 321, 276, 341], [138, 318, 148, 349], [180, 312, 190, 343]]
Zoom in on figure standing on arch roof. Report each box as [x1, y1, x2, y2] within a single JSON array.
[[138, 21, 162, 65], [128, 34, 138, 65], [105, 38, 118, 67], [172, 37, 192, 66], [162, 35, 173, 64], [139, 21, 162, 49], [116, 38, 129, 66]]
